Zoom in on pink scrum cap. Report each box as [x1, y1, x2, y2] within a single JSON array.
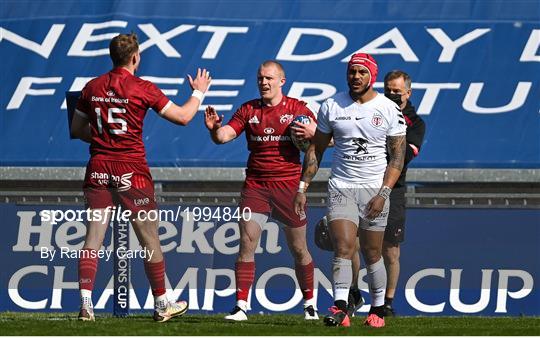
[[348, 53, 378, 87]]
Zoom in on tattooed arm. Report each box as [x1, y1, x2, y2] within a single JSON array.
[[364, 134, 406, 220], [384, 134, 406, 185], [293, 129, 333, 216]]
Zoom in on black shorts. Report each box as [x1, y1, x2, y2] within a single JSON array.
[[384, 186, 407, 245]]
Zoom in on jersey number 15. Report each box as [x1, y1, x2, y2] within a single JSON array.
[[95, 107, 127, 135]]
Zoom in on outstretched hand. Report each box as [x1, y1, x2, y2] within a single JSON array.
[[188, 68, 212, 93], [204, 106, 223, 131]]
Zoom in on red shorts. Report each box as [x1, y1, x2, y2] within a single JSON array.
[[239, 178, 307, 228], [83, 159, 157, 212]]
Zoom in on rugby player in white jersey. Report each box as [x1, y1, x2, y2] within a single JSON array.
[[293, 53, 406, 328]]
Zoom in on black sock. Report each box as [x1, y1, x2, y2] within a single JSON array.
[[385, 297, 393, 306], [369, 305, 386, 318], [335, 300, 347, 312], [349, 287, 361, 301]]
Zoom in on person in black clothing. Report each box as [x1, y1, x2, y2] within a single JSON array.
[[347, 70, 426, 317]]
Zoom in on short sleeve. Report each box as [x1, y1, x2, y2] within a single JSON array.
[[316, 99, 332, 134], [227, 104, 247, 135], [387, 103, 407, 137], [296, 100, 317, 123], [144, 81, 171, 114]]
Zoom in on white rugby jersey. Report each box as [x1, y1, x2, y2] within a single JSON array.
[[317, 92, 406, 184]]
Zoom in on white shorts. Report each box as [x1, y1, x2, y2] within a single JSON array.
[[326, 177, 389, 231]]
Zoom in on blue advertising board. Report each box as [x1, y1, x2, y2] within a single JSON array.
[[1, 203, 538, 316], [1, 1, 539, 168]]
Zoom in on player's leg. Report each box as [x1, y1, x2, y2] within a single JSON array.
[[323, 178, 359, 327], [382, 186, 406, 316], [118, 163, 187, 322], [283, 226, 318, 320], [130, 216, 187, 322], [78, 212, 111, 321], [359, 227, 386, 325], [382, 241, 400, 316], [325, 219, 357, 327], [348, 237, 364, 317], [224, 216, 264, 321], [358, 182, 390, 328], [78, 160, 114, 321], [225, 179, 268, 321], [271, 179, 317, 320]]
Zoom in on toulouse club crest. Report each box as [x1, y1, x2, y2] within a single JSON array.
[[371, 112, 383, 127]]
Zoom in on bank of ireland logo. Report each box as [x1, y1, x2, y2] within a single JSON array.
[[352, 137, 368, 154], [371, 112, 383, 127]]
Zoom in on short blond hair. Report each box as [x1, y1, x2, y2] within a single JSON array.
[[109, 33, 139, 67], [259, 60, 285, 78]]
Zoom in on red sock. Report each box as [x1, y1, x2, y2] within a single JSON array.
[[235, 261, 255, 302], [295, 261, 314, 301], [78, 249, 98, 292], [144, 260, 166, 297]]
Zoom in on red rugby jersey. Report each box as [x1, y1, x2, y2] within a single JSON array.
[[227, 96, 316, 180], [75, 67, 170, 162]]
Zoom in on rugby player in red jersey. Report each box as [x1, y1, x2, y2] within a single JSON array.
[[204, 60, 318, 321], [70, 33, 211, 322]]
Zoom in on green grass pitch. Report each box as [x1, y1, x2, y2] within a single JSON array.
[[0, 312, 538, 335]]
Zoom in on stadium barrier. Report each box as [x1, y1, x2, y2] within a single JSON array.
[[2, 203, 538, 316]]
